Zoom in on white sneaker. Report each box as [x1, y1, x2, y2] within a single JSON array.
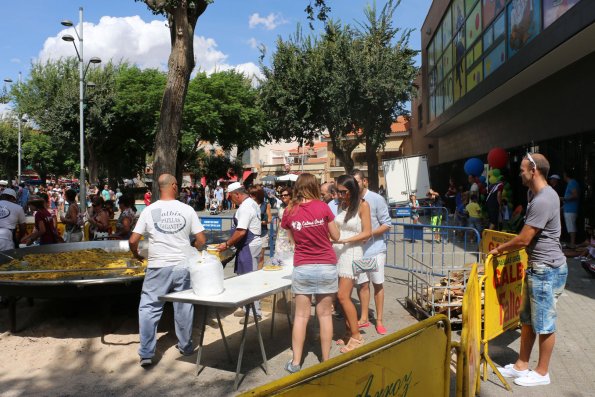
[[497, 363, 529, 378], [514, 370, 550, 386]]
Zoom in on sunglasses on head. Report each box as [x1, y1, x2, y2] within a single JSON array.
[[526, 152, 537, 169]]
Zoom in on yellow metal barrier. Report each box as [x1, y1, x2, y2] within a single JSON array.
[[456, 264, 481, 397], [240, 315, 451, 397]]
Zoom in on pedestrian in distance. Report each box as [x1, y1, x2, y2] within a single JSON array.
[[490, 152, 567, 387], [129, 174, 206, 367]]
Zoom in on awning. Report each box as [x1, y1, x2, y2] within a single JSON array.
[[351, 138, 404, 154], [242, 170, 256, 181]]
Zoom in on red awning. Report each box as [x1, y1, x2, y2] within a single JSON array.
[[242, 170, 255, 181]]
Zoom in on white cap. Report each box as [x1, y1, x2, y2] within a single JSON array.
[[0, 180, 8, 186], [1, 188, 17, 198], [549, 174, 561, 180], [227, 182, 243, 193]]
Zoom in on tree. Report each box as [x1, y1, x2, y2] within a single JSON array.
[[178, 70, 267, 183], [136, 0, 330, 200], [355, 0, 417, 190], [0, 121, 19, 179]]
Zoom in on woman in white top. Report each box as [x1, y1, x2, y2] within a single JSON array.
[[333, 174, 372, 353]]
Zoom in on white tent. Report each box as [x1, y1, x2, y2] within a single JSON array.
[[277, 173, 299, 182]]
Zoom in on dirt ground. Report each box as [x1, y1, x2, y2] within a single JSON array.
[[0, 270, 418, 397]]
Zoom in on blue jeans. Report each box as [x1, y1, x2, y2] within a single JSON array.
[[138, 265, 194, 359], [520, 262, 568, 334]]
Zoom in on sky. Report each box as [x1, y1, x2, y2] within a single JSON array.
[[1, 0, 433, 113]]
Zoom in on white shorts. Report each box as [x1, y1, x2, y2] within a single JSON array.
[[564, 212, 577, 233], [357, 253, 386, 285]]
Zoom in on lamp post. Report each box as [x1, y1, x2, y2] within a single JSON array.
[[2, 73, 23, 184], [61, 7, 101, 207]]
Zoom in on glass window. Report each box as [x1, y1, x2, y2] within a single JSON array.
[[428, 39, 435, 69], [466, 62, 483, 91], [508, 0, 542, 58], [443, 7, 453, 43], [483, 0, 505, 29], [444, 72, 454, 110], [493, 12, 505, 41], [453, 61, 466, 101], [483, 25, 494, 50], [430, 94, 436, 121], [436, 26, 443, 57], [484, 41, 506, 77], [437, 55, 444, 82], [443, 42, 453, 75], [466, 1, 482, 48], [544, 0, 580, 29], [454, 30, 466, 65], [465, 0, 478, 13], [436, 83, 444, 117], [453, 0, 465, 31]]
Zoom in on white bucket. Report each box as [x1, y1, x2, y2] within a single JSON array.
[[189, 251, 224, 296]]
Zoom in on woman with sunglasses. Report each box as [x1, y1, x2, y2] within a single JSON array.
[[281, 174, 340, 373], [333, 174, 372, 353], [274, 187, 294, 264], [88, 195, 110, 240]]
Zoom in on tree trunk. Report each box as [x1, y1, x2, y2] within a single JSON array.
[[151, 1, 205, 202], [365, 133, 380, 192], [87, 142, 99, 187]]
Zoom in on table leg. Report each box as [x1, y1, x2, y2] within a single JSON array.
[[270, 293, 277, 338], [251, 303, 268, 374], [282, 290, 292, 328], [195, 305, 208, 374], [215, 309, 232, 363], [233, 308, 251, 390]]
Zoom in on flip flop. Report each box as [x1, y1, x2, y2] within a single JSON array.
[[376, 324, 387, 335], [357, 321, 370, 328], [336, 334, 350, 346]]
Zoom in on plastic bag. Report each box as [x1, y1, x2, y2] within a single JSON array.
[[189, 250, 224, 296]]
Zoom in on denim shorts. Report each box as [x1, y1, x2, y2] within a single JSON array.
[[519, 262, 568, 334], [292, 264, 338, 295]]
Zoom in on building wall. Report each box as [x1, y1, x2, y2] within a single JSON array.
[[438, 51, 595, 162]]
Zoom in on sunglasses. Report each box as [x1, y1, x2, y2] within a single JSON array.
[[281, 194, 290, 197], [526, 152, 537, 169], [337, 189, 348, 196]]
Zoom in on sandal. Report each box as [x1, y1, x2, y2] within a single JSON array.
[[357, 321, 371, 328], [336, 334, 350, 346], [339, 336, 364, 353]]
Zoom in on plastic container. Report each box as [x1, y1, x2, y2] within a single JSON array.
[[188, 250, 224, 296]]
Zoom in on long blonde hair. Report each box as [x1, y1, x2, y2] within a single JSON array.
[[286, 173, 320, 215]]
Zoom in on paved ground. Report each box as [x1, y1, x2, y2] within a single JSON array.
[[1, 217, 593, 396]]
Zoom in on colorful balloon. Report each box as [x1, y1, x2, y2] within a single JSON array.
[[464, 158, 484, 177], [488, 148, 508, 169]]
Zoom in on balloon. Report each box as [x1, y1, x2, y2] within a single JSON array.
[[479, 176, 486, 184], [489, 175, 500, 184], [464, 158, 484, 177], [488, 148, 508, 169], [492, 168, 501, 177]]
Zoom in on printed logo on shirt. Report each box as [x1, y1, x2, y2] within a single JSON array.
[[0, 205, 10, 219], [292, 218, 325, 231], [151, 208, 187, 234]]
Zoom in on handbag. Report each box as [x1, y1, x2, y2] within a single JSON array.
[[352, 257, 378, 274]]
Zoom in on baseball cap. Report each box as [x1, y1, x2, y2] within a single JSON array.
[[549, 174, 561, 180], [0, 180, 8, 186], [227, 182, 242, 193], [2, 188, 17, 199]]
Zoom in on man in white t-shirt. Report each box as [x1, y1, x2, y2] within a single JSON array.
[[214, 186, 224, 212], [129, 174, 206, 367], [217, 182, 262, 322], [0, 188, 27, 251]]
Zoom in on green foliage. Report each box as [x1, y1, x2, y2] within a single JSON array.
[[188, 151, 242, 183], [0, 121, 19, 178], [179, 70, 267, 176]]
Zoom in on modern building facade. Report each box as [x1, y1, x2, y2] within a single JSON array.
[[420, 0, 595, 232]]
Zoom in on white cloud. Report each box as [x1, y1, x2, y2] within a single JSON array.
[[248, 13, 287, 30], [38, 15, 229, 74], [10, 58, 21, 64], [247, 37, 259, 49]]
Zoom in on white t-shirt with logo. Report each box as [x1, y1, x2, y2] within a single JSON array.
[[235, 197, 262, 247], [133, 200, 205, 268], [0, 199, 26, 242]]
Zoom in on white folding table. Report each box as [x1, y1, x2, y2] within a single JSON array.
[[159, 267, 293, 389]]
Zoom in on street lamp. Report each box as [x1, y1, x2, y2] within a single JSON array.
[[61, 6, 101, 207], [3, 73, 23, 184]]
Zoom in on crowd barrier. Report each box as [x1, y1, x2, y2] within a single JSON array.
[[392, 206, 451, 227], [240, 315, 452, 397]]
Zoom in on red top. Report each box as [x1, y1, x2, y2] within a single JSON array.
[[144, 192, 151, 206], [35, 208, 58, 245], [281, 200, 336, 266]]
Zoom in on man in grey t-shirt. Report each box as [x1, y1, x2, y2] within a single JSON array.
[[489, 153, 567, 387]]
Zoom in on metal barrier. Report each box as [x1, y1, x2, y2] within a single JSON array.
[[386, 222, 482, 272], [391, 206, 450, 226]]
